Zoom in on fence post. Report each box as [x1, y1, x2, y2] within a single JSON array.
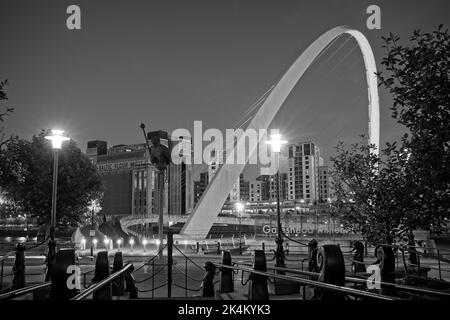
[[167, 230, 173, 298], [307, 239, 319, 273], [352, 241, 366, 274], [152, 258, 155, 299], [124, 263, 137, 299], [248, 250, 268, 300], [375, 245, 395, 296], [185, 257, 188, 297], [112, 251, 125, 297], [220, 251, 233, 293], [437, 249, 442, 280], [1, 259, 4, 291], [202, 262, 216, 297], [50, 248, 78, 300], [92, 251, 111, 300], [10, 243, 26, 291]]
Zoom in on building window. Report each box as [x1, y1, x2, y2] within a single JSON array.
[[143, 171, 147, 189]]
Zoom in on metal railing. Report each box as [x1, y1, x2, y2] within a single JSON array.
[[0, 281, 51, 300], [214, 262, 399, 300], [267, 265, 450, 299], [72, 263, 133, 300]]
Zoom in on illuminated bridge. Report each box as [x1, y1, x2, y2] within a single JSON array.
[[180, 25, 380, 239]]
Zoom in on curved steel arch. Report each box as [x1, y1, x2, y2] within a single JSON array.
[[180, 26, 380, 239]]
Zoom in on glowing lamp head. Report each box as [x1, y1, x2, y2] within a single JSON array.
[[265, 133, 287, 153], [129, 238, 134, 245], [45, 129, 69, 150], [81, 238, 86, 244], [93, 238, 98, 245], [90, 199, 101, 212], [117, 238, 122, 245], [235, 202, 244, 212], [155, 239, 161, 245], [103, 237, 109, 245], [142, 239, 147, 246]]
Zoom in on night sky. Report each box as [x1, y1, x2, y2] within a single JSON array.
[[1, 0, 448, 178]]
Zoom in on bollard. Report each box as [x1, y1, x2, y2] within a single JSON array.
[[407, 231, 418, 266], [248, 250, 269, 300], [262, 242, 265, 253], [201, 262, 216, 297], [307, 239, 319, 273], [352, 241, 366, 274], [375, 245, 395, 295], [45, 238, 57, 281], [217, 242, 221, 254], [124, 263, 138, 299], [112, 251, 125, 296], [50, 249, 78, 300], [314, 245, 345, 300], [10, 243, 26, 291], [220, 251, 233, 293], [92, 251, 112, 300]]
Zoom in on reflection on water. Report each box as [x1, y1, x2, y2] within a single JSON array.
[[0, 236, 71, 253], [1, 236, 37, 243]]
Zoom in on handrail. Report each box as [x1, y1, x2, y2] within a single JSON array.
[[72, 263, 132, 300], [268, 266, 450, 298], [214, 263, 400, 300], [0, 267, 98, 299], [0, 282, 51, 300]]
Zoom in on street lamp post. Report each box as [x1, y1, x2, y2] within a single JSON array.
[[140, 123, 171, 259], [266, 133, 287, 273], [89, 200, 99, 256], [44, 129, 69, 281]]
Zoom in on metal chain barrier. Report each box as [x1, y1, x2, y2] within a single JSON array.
[[172, 283, 201, 292], [172, 264, 203, 282], [173, 244, 205, 271], [134, 266, 166, 284], [132, 244, 168, 273], [137, 281, 167, 293]]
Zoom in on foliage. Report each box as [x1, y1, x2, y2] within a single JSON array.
[[332, 25, 450, 244], [0, 79, 14, 148], [331, 139, 410, 244], [0, 131, 103, 227], [378, 25, 450, 232]]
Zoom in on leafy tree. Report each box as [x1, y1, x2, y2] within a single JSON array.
[[377, 25, 450, 235], [331, 25, 450, 244], [0, 79, 14, 148], [331, 139, 416, 244], [0, 131, 103, 227]]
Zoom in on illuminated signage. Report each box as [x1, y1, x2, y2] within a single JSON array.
[[97, 160, 149, 172]]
